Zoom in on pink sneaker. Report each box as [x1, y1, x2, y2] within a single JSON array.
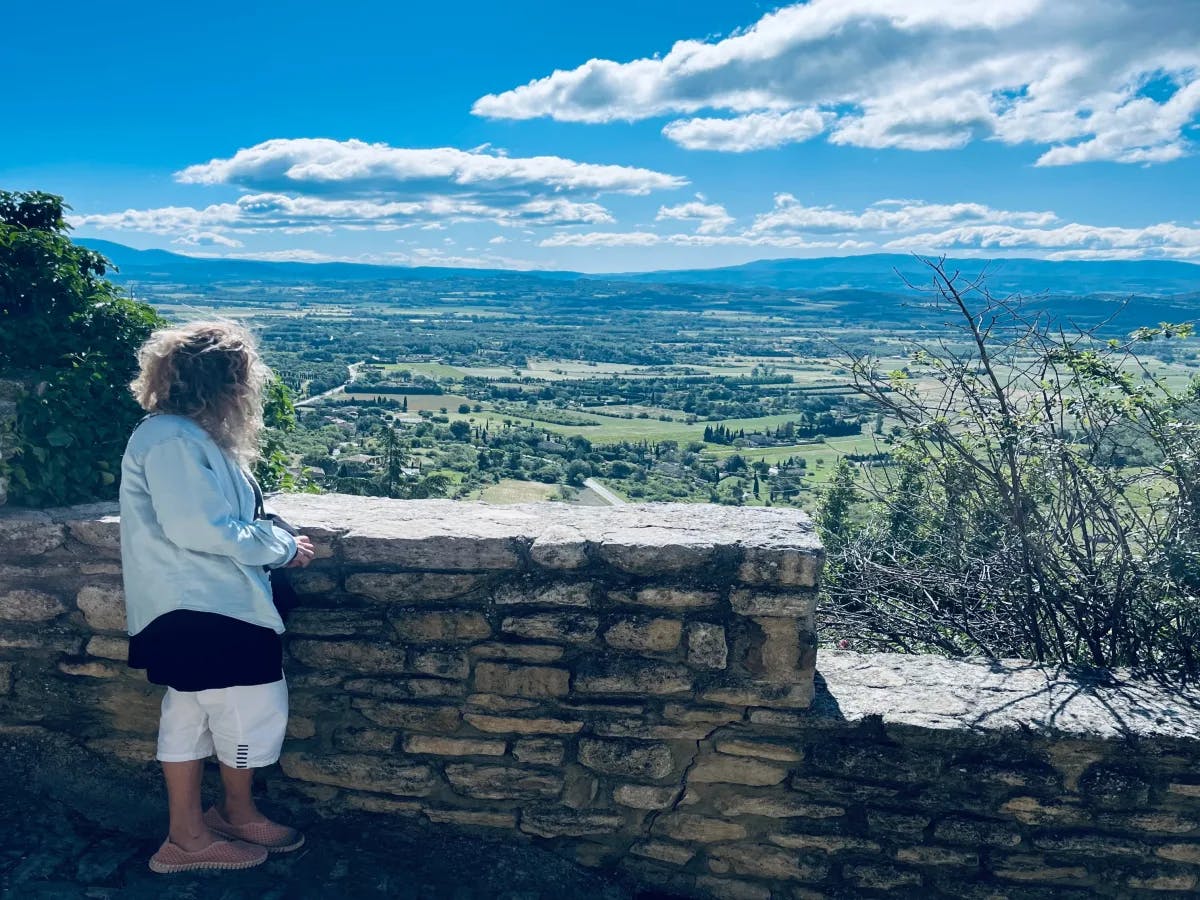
[[203, 806, 306, 853], [148, 837, 268, 873]]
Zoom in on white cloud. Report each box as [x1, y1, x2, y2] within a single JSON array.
[[473, 0, 1200, 165], [177, 137, 686, 196], [656, 201, 734, 234], [488, 236, 509, 244], [73, 192, 617, 236], [663, 110, 830, 152], [883, 221, 1200, 259], [171, 231, 243, 249], [540, 193, 1200, 260], [751, 195, 1058, 234]]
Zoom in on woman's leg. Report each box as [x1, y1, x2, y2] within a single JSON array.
[[162, 759, 216, 851], [217, 763, 270, 826]]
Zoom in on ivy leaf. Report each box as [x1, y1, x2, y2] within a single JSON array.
[[45, 428, 74, 447]]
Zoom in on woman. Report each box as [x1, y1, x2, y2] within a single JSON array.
[[119, 320, 316, 874]]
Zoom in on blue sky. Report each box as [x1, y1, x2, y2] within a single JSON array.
[[3, 0, 1199, 271]]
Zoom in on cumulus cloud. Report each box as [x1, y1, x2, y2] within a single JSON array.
[[663, 110, 831, 152], [473, 0, 1200, 165], [171, 231, 243, 249], [177, 138, 685, 196], [73, 192, 617, 236], [656, 201, 734, 234], [73, 137, 676, 244], [751, 195, 1059, 234], [540, 194, 1200, 260]]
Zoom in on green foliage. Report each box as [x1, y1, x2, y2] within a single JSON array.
[[253, 376, 317, 493], [0, 191, 163, 505]]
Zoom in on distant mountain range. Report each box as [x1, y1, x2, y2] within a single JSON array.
[[80, 239, 1200, 298]]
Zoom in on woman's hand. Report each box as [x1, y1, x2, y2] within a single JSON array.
[[286, 535, 317, 568]]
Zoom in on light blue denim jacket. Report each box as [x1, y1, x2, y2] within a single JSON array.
[[118, 413, 297, 636]]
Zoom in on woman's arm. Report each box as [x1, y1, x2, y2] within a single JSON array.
[[142, 436, 298, 567]]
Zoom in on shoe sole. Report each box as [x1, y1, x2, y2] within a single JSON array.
[[209, 825, 306, 854], [148, 854, 268, 874]]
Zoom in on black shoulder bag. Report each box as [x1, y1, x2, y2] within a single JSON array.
[[248, 474, 302, 622]]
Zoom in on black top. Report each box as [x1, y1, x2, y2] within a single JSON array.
[[127, 610, 283, 692]]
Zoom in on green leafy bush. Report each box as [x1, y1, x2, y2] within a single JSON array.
[[0, 191, 163, 505]]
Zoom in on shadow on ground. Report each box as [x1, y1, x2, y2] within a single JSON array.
[[0, 731, 636, 899]]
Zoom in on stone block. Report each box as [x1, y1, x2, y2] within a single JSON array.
[[58, 660, 122, 678], [467, 642, 564, 663], [403, 735, 506, 757], [578, 737, 675, 778], [280, 752, 436, 797], [620, 587, 719, 609], [513, 738, 565, 765], [286, 716, 316, 740], [0, 511, 64, 556], [500, 612, 598, 643], [562, 766, 599, 809], [604, 617, 682, 652], [713, 739, 802, 762], [656, 813, 747, 843], [630, 841, 694, 866], [341, 794, 423, 816], [76, 585, 126, 631], [409, 649, 469, 679], [286, 570, 338, 596], [597, 536, 717, 576], [730, 589, 818, 617], [0, 589, 66, 622], [933, 816, 1021, 847], [894, 846, 978, 867], [494, 580, 593, 607], [714, 795, 842, 819], [66, 517, 121, 552], [466, 693, 538, 712], [769, 833, 877, 853], [342, 533, 522, 571], [286, 608, 385, 637], [0, 661, 11, 695], [844, 864, 921, 890], [473, 661, 569, 698], [700, 682, 813, 709], [352, 699, 461, 732], [527, 524, 590, 570], [343, 677, 463, 699], [1127, 874, 1198, 892], [743, 616, 816, 683], [464, 713, 583, 735], [1157, 843, 1200, 864], [392, 609, 491, 642], [614, 784, 681, 810], [85, 636, 129, 661], [333, 727, 397, 753], [444, 764, 562, 800], [707, 843, 829, 882], [290, 640, 407, 674], [574, 660, 692, 696], [999, 796, 1087, 826], [519, 809, 625, 838], [686, 622, 728, 670], [346, 572, 489, 603], [737, 546, 823, 588], [593, 720, 714, 740], [424, 808, 516, 828], [689, 754, 789, 786], [992, 855, 1089, 884]]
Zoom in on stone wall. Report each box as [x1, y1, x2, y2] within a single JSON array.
[[2, 495, 1200, 899]]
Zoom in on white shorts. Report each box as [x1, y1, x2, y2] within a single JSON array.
[[156, 678, 289, 769]]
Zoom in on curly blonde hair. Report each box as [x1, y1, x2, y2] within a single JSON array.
[[130, 320, 269, 466]]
